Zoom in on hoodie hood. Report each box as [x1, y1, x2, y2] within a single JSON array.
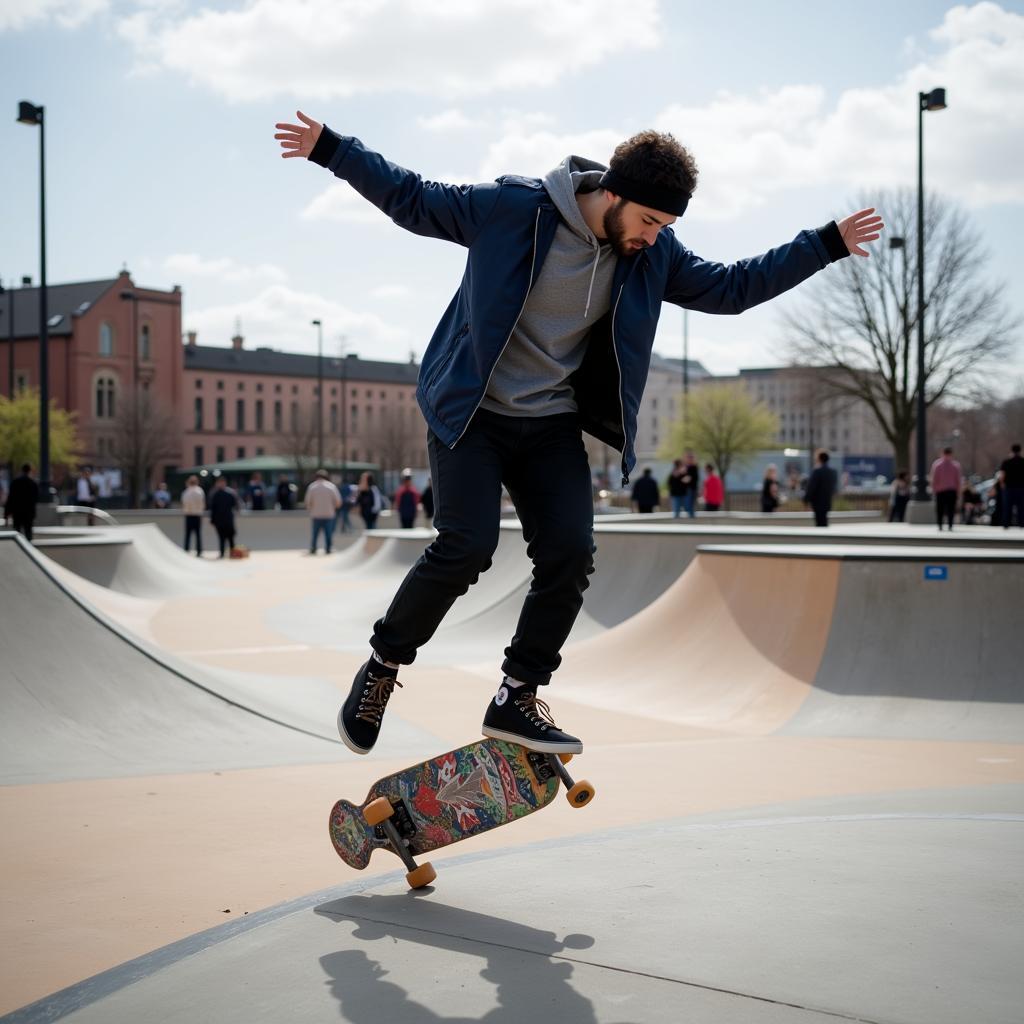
[[541, 155, 608, 245]]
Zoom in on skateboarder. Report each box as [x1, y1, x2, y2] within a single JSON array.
[[276, 110, 884, 756]]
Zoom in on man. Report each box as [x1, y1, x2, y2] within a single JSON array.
[[929, 446, 962, 532], [181, 474, 206, 556], [631, 468, 660, 513], [998, 442, 1024, 528], [76, 467, 96, 526], [4, 464, 39, 542], [305, 469, 342, 554], [276, 109, 883, 756], [394, 470, 421, 530], [804, 450, 838, 528], [681, 452, 699, 518], [209, 476, 240, 558], [152, 481, 172, 509], [666, 458, 687, 518], [246, 471, 267, 511]]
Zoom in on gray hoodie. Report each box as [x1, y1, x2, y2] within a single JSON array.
[[479, 156, 618, 418]]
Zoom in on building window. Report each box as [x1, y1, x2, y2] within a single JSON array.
[[290, 402, 298, 431], [216, 398, 225, 431], [236, 447, 245, 459], [194, 397, 203, 431], [194, 446, 204, 466], [195, 378, 203, 389], [255, 400, 264, 432], [330, 403, 338, 432], [331, 386, 337, 396], [256, 447, 264, 456], [99, 322, 114, 357], [274, 383, 281, 393], [216, 380, 224, 390], [139, 323, 151, 361], [15, 372, 29, 393], [95, 376, 116, 419], [216, 446, 225, 463], [273, 401, 282, 432], [292, 384, 298, 395], [256, 382, 263, 393], [237, 381, 245, 391], [236, 399, 245, 432]]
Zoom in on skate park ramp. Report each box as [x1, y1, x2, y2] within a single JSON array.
[[0, 532, 441, 784], [555, 543, 1024, 742]]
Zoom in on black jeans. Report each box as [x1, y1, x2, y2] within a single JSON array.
[[184, 515, 202, 555], [215, 524, 236, 557], [935, 490, 957, 529], [1004, 487, 1024, 528], [372, 409, 595, 687]]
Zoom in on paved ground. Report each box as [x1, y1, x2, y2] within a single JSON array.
[[1, 522, 1021, 1022]]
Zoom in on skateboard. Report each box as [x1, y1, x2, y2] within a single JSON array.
[[328, 738, 594, 888]]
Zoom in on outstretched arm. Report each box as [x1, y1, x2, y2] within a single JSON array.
[[274, 110, 501, 247]]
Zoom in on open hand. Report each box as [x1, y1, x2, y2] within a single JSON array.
[[275, 110, 323, 159], [837, 208, 885, 257]]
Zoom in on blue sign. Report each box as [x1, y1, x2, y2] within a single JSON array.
[[924, 565, 948, 581]]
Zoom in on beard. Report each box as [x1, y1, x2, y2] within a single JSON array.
[[602, 200, 647, 258]]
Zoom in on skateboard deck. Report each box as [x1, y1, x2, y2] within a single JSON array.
[[329, 738, 587, 875]]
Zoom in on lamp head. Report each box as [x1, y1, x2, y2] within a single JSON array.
[[17, 101, 42, 125], [921, 88, 947, 112]]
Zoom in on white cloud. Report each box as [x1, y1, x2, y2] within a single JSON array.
[[477, 124, 623, 180], [116, 0, 661, 102], [417, 109, 483, 134], [0, 0, 107, 31], [184, 284, 409, 359], [164, 253, 289, 286], [369, 284, 411, 299], [300, 182, 387, 225]]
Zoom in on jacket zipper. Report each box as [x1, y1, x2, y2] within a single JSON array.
[[452, 207, 543, 448], [609, 283, 629, 485]]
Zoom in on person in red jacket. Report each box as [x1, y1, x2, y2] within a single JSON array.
[[702, 464, 724, 512], [393, 471, 421, 530]]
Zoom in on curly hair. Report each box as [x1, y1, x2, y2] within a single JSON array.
[[609, 130, 698, 198]]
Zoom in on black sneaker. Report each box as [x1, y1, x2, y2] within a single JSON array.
[[337, 658, 402, 755], [481, 681, 583, 754]]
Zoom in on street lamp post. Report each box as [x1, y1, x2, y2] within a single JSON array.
[[682, 308, 689, 433], [311, 319, 324, 468], [17, 100, 49, 501], [911, 87, 947, 517]]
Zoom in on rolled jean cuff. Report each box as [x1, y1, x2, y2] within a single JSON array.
[[500, 656, 552, 688]]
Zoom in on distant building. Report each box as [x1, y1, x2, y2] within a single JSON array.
[[633, 353, 712, 460]]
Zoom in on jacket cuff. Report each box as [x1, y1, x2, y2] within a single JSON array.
[[816, 221, 849, 262], [308, 125, 342, 168]]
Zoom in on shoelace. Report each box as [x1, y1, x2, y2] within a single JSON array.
[[514, 691, 559, 730], [356, 674, 402, 726]]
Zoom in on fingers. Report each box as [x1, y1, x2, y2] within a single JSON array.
[[275, 123, 306, 134], [297, 110, 318, 127]]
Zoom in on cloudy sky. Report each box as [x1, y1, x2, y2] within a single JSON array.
[[2, 0, 1023, 386]]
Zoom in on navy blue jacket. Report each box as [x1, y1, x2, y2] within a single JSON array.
[[310, 129, 849, 481]]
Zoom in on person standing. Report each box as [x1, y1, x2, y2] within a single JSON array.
[[276, 475, 295, 511], [3, 464, 39, 542], [804, 450, 838, 527], [181, 475, 206, 556], [76, 467, 97, 526], [702, 464, 723, 511], [336, 479, 355, 534], [929, 446, 962, 532], [630, 468, 660, 513], [998, 442, 1024, 528], [246, 471, 266, 511], [357, 471, 383, 530], [888, 469, 910, 523], [681, 452, 699, 518], [275, 108, 883, 757], [760, 464, 780, 513], [666, 458, 687, 518], [209, 477, 240, 558], [305, 469, 342, 553], [152, 481, 171, 509], [394, 470, 421, 529]]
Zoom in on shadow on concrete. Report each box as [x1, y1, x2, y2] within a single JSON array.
[[315, 893, 617, 1024]]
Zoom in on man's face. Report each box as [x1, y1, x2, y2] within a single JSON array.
[[602, 197, 675, 257]]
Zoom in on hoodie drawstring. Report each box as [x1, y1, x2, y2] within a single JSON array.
[[583, 244, 600, 320]]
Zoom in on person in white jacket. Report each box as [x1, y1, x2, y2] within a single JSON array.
[[305, 469, 342, 554], [180, 475, 206, 556]]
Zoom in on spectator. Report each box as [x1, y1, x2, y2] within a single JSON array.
[[929, 446, 962, 532], [181, 474, 206, 556], [760, 464, 780, 513], [680, 452, 699, 518], [76, 467, 97, 525], [888, 469, 910, 523], [666, 458, 687, 518], [246, 471, 266, 511], [702, 464, 723, 512], [804, 450, 838, 527], [3, 464, 39, 542], [209, 477, 240, 558], [960, 480, 982, 526], [305, 468, 342, 554], [394, 470, 421, 529], [357, 471, 384, 530], [276, 475, 296, 510], [152, 481, 171, 509], [630, 468, 660, 513], [998, 442, 1024, 529], [337, 479, 356, 534]]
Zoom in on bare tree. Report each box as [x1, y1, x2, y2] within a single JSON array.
[[783, 189, 1017, 470], [370, 406, 422, 473], [112, 389, 181, 504]]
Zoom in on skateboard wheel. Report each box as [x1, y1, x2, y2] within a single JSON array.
[[364, 797, 394, 826], [406, 862, 437, 889], [566, 781, 594, 808], [558, 753, 574, 765]]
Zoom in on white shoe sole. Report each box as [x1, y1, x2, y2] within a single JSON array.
[[337, 705, 372, 755], [481, 725, 583, 755]]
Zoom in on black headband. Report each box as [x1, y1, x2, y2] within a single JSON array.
[[599, 168, 690, 217]]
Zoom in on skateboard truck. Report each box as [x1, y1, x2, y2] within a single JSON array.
[[546, 753, 595, 808]]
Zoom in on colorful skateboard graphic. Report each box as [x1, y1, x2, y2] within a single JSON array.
[[329, 738, 594, 888]]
